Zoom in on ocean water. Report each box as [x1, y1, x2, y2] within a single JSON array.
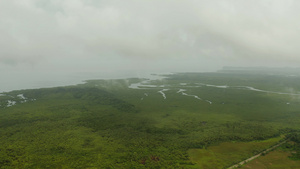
[[1, 71, 169, 93]]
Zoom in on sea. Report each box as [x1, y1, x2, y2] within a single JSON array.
[[1, 71, 169, 93]]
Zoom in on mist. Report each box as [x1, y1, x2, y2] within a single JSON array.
[[1, 0, 300, 91]]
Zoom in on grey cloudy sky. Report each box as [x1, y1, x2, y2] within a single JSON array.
[[1, 0, 300, 75]]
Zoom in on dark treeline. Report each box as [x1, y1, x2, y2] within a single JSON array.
[[286, 131, 300, 160]]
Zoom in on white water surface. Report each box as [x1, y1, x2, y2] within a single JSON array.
[[206, 100, 213, 104], [7, 100, 17, 107], [158, 89, 169, 99], [128, 73, 171, 89], [239, 86, 300, 95], [17, 94, 26, 100], [198, 83, 229, 88], [1, 71, 171, 93], [177, 89, 187, 93], [177, 89, 212, 104], [196, 82, 300, 96]]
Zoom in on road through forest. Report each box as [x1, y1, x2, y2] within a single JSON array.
[[227, 139, 288, 169]]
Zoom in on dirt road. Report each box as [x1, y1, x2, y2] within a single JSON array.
[[227, 140, 288, 169]]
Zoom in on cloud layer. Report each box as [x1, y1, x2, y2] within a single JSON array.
[[1, 0, 300, 73]]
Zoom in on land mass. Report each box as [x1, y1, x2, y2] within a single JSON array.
[[1, 70, 300, 168]]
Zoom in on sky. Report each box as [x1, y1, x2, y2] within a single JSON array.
[[1, 0, 300, 91]]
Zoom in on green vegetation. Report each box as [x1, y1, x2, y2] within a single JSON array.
[[240, 140, 300, 169], [284, 132, 300, 160], [188, 137, 282, 169], [1, 71, 300, 168], [239, 131, 300, 169]]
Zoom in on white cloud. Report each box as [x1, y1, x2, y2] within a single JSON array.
[[1, 0, 300, 73]]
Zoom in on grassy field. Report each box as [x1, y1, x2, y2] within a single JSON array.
[[188, 137, 282, 169], [240, 149, 300, 169], [1, 71, 300, 168], [239, 139, 300, 169]]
